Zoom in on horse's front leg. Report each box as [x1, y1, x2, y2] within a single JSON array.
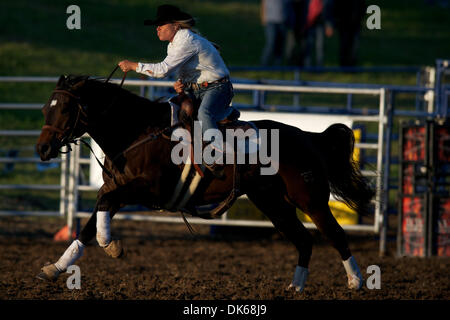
[[90, 207, 123, 259], [37, 203, 121, 281]]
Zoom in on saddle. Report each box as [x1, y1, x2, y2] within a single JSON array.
[[169, 93, 241, 128], [169, 93, 258, 171], [165, 94, 257, 220]]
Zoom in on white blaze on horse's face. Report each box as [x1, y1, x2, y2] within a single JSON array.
[[50, 99, 58, 107]]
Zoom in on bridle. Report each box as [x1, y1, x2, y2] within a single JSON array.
[[41, 67, 127, 152], [41, 89, 88, 152], [40, 67, 180, 179]]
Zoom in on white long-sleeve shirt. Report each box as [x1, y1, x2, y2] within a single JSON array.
[[136, 29, 229, 84]]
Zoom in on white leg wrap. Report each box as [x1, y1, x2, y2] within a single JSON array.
[[54, 239, 85, 272], [342, 256, 363, 289], [96, 211, 111, 247], [288, 265, 309, 293]]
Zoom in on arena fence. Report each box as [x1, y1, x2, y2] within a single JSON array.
[[0, 101, 68, 218], [0, 69, 441, 255]]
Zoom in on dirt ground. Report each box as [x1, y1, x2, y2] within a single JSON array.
[[0, 215, 448, 301]]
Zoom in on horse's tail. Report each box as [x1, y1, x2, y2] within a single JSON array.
[[322, 124, 375, 216]]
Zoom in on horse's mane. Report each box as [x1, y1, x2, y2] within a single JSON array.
[[59, 74, 91, 89], [62, 74, 170, 128], [59, 75, 172, 159], [62, 74, 165, 103]]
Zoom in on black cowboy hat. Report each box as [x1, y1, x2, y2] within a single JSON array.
[[144, 4, 195, 26]]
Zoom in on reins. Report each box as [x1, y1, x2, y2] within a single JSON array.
[[106, 65, 127, 88], [43, 66, 126, 164], [90, 122, 181, 184], [40, 86, 116, 178], [42, 68, 238, 235], [110, 123, 182, 164], [43, 67, 180, 180], [100, 65, 181, 173]]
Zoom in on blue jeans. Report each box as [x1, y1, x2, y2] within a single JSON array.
[[261, 23, 286, 66], [186, 81, 234, 152]]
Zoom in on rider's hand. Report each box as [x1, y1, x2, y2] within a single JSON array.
[[174, 79, 185, 94], [118, 60, 138, 72]]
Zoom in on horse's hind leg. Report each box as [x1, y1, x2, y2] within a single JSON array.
[[306, 203, 363, 289], [280, 165, 364, 290], [246, 186, 313, 293]]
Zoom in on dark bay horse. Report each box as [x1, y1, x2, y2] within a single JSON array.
[[36, 75, 375, 292]]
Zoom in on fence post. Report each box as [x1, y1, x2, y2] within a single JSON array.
[[346, 94, 353, 111], [67, 142, 80, 240], [379, 89, 393, 257], [374, 88, 385, 249], [293, 69, 300, 107], [252, 89, 258, 108], [59, 146, 69, 218], [425, 67, 436, 114], [435, 59, 449, 117]]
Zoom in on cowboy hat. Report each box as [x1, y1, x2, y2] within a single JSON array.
[[144, 4, 195, 26]]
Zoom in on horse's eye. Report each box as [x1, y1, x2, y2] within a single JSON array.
[[61, 106, 70, 114]]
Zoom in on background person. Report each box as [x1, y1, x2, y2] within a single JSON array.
[[285, 0, 334, 67], [327, 0, 366, 66], [260, 0, 289, 66]]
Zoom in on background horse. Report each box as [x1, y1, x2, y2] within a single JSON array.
[[35, 75, 375, 292]]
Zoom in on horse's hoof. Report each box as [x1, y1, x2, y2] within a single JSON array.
[[36, 263, 61, 281], [103, 239, 124, 258], [286, 265, 308, 293], [347, 274, 363, 290], [343, 256, 363, 290], [286, 283, 305, 293]]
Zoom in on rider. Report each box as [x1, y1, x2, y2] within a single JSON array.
[[118, 4, 234, 173]]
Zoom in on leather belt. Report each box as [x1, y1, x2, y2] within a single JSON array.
[[185, 76, 229, 91]]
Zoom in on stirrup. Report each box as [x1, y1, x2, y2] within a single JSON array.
[[203, 161, 225, 178]]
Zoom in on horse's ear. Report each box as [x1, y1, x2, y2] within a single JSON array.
[[71, 79, 86, 91], [57, 75, 65, 86]]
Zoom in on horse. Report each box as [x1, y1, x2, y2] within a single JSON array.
[[35, 74, 375, 292]]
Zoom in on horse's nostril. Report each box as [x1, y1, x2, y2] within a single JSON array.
[[38, 143, 51, 158], [41, 144, 49, 154]]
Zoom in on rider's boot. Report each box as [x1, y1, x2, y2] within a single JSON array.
[[203, 143, 225, 179]]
